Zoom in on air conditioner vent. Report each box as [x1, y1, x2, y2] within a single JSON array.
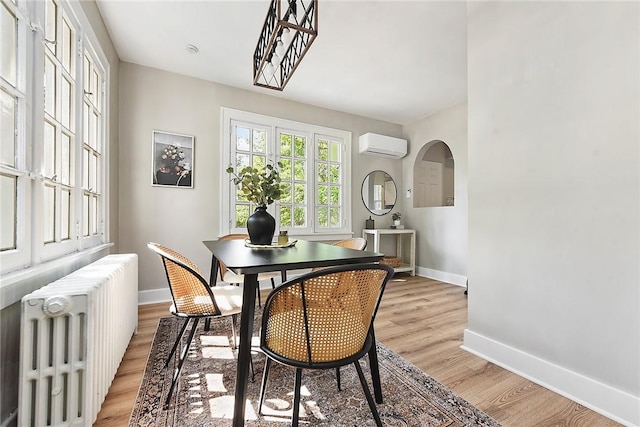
[[358, 133, 407, 159]]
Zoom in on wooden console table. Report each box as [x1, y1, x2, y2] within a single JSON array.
[[362, 228, 416, 276]]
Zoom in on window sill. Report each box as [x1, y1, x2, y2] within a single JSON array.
[[287, 232, 354, 242], [0, 243, 113, 310]]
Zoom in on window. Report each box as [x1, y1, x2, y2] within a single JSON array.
[[82, 48, 104, 240], [222, 108, 352, 240], [43, 0, 76, 247], [1, 0, 28, 271], [276, 128, 309, 229], [0, 0, 109, 276], [314, 135, 344, 228]]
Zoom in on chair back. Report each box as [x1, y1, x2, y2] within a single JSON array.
[[261, 263, 394, 368], [312, 237, 369, 272], [217, 234, 249, 280], [333, 237, 367, 250], [147, 242, 221, 316]]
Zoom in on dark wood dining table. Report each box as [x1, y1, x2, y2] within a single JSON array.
[[202, 238, 384, 427]]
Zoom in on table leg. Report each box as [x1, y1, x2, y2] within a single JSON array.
[[233, 273, 258, 427], [205, 257, 221, 331], [209, 257, 220, 286]]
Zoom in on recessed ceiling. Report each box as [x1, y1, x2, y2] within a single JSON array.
[[96, 0, 467, 125]]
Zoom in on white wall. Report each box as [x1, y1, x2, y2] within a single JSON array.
[[401, 102, 468, 286], [465, 2, 639, 424], [118, 63, 403, 298]]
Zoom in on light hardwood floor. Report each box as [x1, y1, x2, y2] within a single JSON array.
[[94, 275, 620, 426]]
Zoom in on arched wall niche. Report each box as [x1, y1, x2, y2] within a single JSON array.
[[413, 140, 455, 207]]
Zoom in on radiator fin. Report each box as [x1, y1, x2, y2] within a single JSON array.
[[19, 254, 138, 427]]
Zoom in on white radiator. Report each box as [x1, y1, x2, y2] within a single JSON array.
[[19, 254, 138, 427]]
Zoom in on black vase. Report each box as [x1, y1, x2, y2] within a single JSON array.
[[247, 206, 276, 245]]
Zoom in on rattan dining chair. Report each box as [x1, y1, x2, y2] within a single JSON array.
[[258, 263, 394, 427], [313, 236, 369, 388], [311, 238, 368, 274], [215, 234, 282, 307], [333, 237, 367, 250], [147, 242, 244, 409]]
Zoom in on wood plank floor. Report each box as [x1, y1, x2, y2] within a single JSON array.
[[94, 275, 620, 426]]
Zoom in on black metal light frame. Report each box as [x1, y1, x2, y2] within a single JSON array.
[[253, 0, 318, 91]]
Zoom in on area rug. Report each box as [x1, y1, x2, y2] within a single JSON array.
[[129, 312, 501, 427]]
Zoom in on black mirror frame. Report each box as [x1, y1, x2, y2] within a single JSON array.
[[361, 170, 396, 216]]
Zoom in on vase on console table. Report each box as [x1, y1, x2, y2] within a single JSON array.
[[247, 206, 276, 245]]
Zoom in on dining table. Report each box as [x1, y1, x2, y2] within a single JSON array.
[[202, 238, 384, 427]]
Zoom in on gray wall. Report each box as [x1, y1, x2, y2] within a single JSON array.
[[465, 2, 639, 424], [117, 63, 403, 297], [401, 102, 469, 285]]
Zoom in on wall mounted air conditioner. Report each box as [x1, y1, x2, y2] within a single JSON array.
[[358, 133, 407, 159]]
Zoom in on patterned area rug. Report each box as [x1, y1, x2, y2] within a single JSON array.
[[129, 312, 501, 427]]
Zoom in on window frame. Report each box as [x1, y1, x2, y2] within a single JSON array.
[[220, 108, 352, 241], [1, 0, 32, 272], [40, 0, 80, 260], [0, 0, 110, 276], [274, 126, 312, 233]]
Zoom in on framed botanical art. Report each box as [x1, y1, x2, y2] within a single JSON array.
[[152, 130, 194, 188]]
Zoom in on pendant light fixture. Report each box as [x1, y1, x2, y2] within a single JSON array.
[[253, 0, 318, 91]]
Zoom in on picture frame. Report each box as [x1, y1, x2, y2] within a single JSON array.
[[151, 130, 194, 188]]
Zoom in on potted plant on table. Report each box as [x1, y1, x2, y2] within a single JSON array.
[[392, 212, 402, 227], [226, 162, 283, 245]]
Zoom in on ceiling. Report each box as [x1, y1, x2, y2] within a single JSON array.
[[96, 0, 467, 125]]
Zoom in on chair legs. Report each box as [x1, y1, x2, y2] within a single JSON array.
[[259, 358, 300, 421], [291, 368, 303, 427], [259, 357, 381, 427], [257, 285, 262, 308], [354, 360, 383, 427], [164, 318, 200, 409], [229, 314, 237, 349], [165, 316, 250, 410], [258, 357, 272, 414], [368, 340, 383, 403], [257, 277, 278, 308], [165, 318, 191, 368]]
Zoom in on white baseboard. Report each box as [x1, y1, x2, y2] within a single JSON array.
[[416, 266, 467, 287], [462, 329, 640, 427], [138, 288, 171, 305]]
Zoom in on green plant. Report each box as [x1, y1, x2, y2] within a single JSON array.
[[226, 162, 284, 207], [392, 212, 401, 221]]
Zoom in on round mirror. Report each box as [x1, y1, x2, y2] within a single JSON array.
[[361, 171, 396, 216]]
